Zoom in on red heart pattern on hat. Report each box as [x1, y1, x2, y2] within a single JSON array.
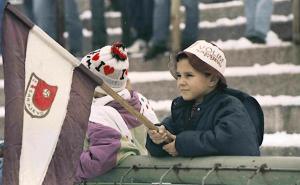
[[81, 43, 129, 93], [104, 65, 114, 75], [92, 53, 100, 61]]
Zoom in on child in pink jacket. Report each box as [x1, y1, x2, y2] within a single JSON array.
[[76, 43, 159, 182]]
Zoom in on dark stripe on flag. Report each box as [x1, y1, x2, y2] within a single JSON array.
[[42, 67, 97, 185], [2, 3, 99, 184], [2, 4, 34, 185]]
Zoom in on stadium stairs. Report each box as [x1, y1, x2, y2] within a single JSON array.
[[0, 0, 299, 156]]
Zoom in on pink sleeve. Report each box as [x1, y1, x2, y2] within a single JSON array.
[[75, 123, 121, 182]]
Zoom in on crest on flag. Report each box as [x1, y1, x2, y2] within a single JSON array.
[[25, 73, 58, 118], [2, 4, 98, 184]]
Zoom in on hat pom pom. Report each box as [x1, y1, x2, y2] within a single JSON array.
[[111, 42, 127, 61]]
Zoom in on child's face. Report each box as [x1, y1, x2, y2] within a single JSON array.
[[176, 59, 212, 103]]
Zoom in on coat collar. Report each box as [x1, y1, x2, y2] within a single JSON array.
[[173, 89, 221, 109]]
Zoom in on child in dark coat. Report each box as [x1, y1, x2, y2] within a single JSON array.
[[146, 40, 260, 157]]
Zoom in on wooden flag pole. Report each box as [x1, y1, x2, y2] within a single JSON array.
[[101, 83, 176, 141], [78, 65, 160, 131], [100, 83, 158, 131], [79, 64, 175, 141]]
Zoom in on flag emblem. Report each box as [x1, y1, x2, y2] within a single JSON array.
[[25, 73, 58, 118]]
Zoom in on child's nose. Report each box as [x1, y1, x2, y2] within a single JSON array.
[[177, 78, 186, 86]]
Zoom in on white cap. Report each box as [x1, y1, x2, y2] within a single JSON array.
[[169, 40, 227, 86], [184, 40, 226, 75]]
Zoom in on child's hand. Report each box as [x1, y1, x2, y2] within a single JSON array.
[[148, 125, 168, 144], [163, 139, 178, 157]]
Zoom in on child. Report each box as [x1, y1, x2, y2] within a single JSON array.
[[146, 40, 260, 157], [75, 43, 159, 182]]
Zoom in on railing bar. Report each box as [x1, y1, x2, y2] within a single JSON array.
[[201, 163, 221, 185], [116, 166, 300, 172], [120, 166, 134, 185], [159, 165, 174, 185], [246, 164, 267, 185]]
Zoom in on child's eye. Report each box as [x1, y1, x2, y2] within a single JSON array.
[[176, 74, 181, 78], [204, 72, 211, 77], [186, 74, 194, 77]]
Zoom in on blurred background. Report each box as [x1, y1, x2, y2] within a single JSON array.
[[0, 0, 300, 156]]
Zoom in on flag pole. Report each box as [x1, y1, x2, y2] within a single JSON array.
[[5, 3, 165, 134], [101, 80, 175, 140], [100, 83, 158, 131], [98, 75, 175, 140]]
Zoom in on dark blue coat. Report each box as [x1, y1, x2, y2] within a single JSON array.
[[146, 89, 260, 157]]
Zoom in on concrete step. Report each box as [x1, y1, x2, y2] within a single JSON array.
[[198, 21, 292, 42], [201, 0, 236, 3], [78, 0, 292, 48], [131, 73, 300, 100], [260, 147, 300, 156], [87, 44, 297, 74], [261, 147, 300, 156], [127, 44, 298, 71], [0, 44, 300, 80], [77, 0, 294, 55], [80, 0, 291, 29], [2, 44, 297, 79], [81, 43, 300, 70], [263, 106, 300, 134], [82, 20, 292, 50], [200, 0, 291, 22], [153, 105, 300, 134]]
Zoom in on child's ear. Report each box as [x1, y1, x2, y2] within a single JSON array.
[[208, 75, 219, 87]]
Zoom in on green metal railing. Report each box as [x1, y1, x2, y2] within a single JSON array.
[[82, 156, 300, 185]]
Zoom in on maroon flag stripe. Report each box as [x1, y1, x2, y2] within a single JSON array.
[[2, 4, 33, 185], [42, 67, 97, 185], [2, 3, 98, 185]]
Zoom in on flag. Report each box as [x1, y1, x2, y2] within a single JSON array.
[[2, 4, 98, 185]]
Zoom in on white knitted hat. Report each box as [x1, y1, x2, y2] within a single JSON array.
[[81, 42, 129, 94]]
